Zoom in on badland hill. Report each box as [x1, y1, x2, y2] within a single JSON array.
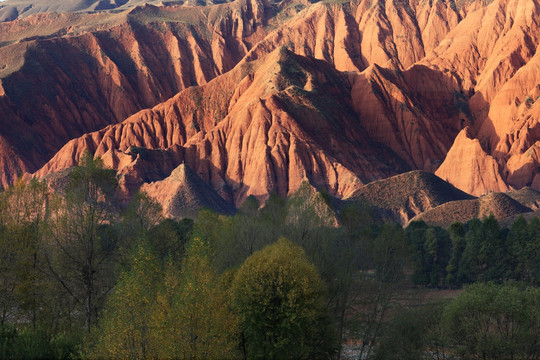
[[0, 0, 538, 222]]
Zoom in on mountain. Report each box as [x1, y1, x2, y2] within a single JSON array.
[[345, 170, 475, 224], [34, 47, 414, 206], [0, 0, 538, 221], [426, 0, 540, 195], [0, 0, 179, 22], [0, 0, 276, 186]]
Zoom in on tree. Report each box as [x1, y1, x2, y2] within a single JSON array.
[[508, 216, 540, 283], [353, 223, 409, 359], [147, 218, 193, 265], [445, 222, 466, 287], [154, 237, 238, 359], [45, 153, 119, 332], [406, 221, 451, 287], [231, 238, 336, 359], [0, 178, 51, 329], [373, 303, 446, 360], [121, 191, 163, 241], [90, 241, 163, 359], [443, 283, 540, 360]]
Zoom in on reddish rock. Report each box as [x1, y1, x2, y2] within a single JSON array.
[[436, 128, 510, 196]]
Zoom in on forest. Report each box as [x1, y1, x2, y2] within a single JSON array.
[[1, 154, 539, 359]]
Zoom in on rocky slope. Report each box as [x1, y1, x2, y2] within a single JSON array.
[[426, 0, 540, 195], [345, 170, 475, 224], [35, 48, 414, 206], [0, 0, 474, 188], [410, 192, 533, 228], [141, 163, 235, 218], [0, 0, 274, 185], [0, 0, 537, 219]]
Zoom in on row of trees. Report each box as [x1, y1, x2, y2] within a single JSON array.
[[1, 153, 539, 359], [374, 282, 540, 360], [0, 154, 191, 358], [0, 154, 413, 359], [406, 216, 540, 288]]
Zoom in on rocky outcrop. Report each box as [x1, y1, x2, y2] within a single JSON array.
[[141, 163, 235, 218], [436, 128, 510, 196], [0, 0, 174, 22], [0, 0, 538, 210], [346, 170, 475, 224], [424, 0, 540, 195], [0, 0, 275, 187], [410, 192, 533, 228], [35, 48, 417, 206]]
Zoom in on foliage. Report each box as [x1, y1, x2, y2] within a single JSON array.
[[373, 303, 446, 360], [231, 238, 337, 359], [154, 237, 238, 359], [443, 283, 540, 360], [0, 324, 80, 360], [146, 218, 193, 264], [2, 171, 540, 359], [406, 221, 451, 287], [406, 215, 540, 288], [46, 152, 119, 332], [90, 241, 162, 359]]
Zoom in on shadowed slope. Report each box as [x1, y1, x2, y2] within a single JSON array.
[[410, 192, 533, 228], [141, 163, 235, 218], [345, 170, 475, 224]]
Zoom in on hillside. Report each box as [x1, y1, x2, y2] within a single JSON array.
[[34, 48, 414, 206], [345, 170, 475, 224], [141, 163, 236, 218], [410, 191, 533, 228], [0, 0, 536, 217]]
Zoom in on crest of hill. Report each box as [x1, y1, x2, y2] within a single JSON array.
[[345, 170, 475, 224], [410, 191, 533, 228], [506, 187, 540, 211], [0, 0, 182, 21], [141, 163, 235, 219]]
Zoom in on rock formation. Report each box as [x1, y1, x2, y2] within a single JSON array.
[[141, 163, 235, 218], [346, 170, 475, 224], [0, 0, 537, 216]]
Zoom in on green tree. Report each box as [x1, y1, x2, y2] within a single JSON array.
[[91, 241, 162, 359], [154, 237, 238, 359], [147, 218, 193, 264], [121, 191, 163, 241], [443, 283, 540, 359], [353, 223, 409, 359], [508, 216, 540, 283], [231, 238, 336, 359], [406, 221, 451, 287], [0, 178, 51, 329], [373, 303, 446, 360], [446, 222, 466, 287], [45, 153, 119, 332]]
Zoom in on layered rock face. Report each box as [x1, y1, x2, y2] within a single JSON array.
[[428, 0, 540, 195], [0, 0, 273, 185], [0, 0, 537, 213], [35, 48, 415, 205]]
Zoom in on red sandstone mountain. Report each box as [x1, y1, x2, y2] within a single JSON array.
[[426, 0, 540, 195], [34, 48, 414, 205], [0, 0, 537, 220], [0, 0, 275, 185]]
